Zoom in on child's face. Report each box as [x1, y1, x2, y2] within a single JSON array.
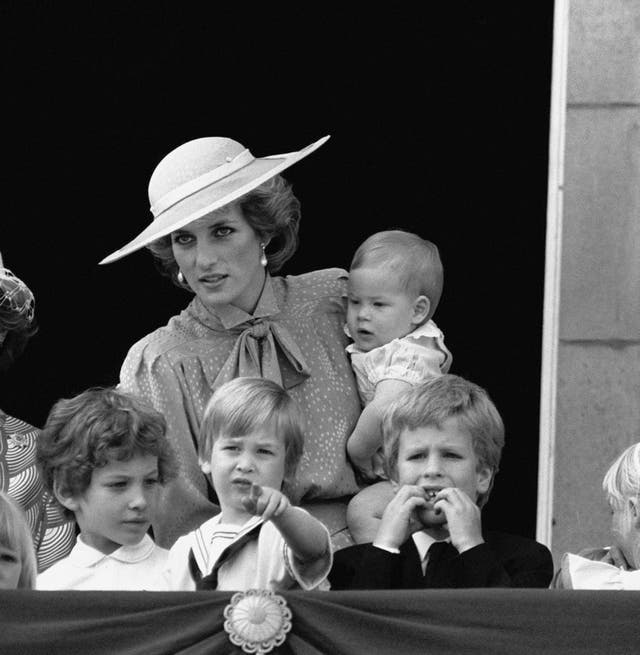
[[347, 266, 426, 352], [201, 424, 286, 525], [610, 497, 640, 569], [393, 417, 492, 528], [62, 453, 161, 555], [0, 543, 22, 589]]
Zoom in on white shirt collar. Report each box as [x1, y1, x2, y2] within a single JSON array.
[[70, 533, 157, 567]]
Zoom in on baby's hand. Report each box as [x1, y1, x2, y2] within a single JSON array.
[[432, 487, 484, 553], [241, 484, 290, 522]]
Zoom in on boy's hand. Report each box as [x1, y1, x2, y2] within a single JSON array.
[[374, 485, 428, 550], [241, 484, 290, 523], [433, 487, 484, 553]]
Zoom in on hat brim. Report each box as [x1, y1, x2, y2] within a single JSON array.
[[99, 135, 330, 264]]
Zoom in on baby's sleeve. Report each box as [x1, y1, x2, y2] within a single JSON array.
[[365, 337, 451, 388]]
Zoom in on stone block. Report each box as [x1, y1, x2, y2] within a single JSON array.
[[568, 0, 640, 104], [560, 106, 640, 339]]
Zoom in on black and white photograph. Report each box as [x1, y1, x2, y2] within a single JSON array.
[[1, 2, 639, 653]]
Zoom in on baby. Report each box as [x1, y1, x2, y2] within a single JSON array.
[[553, 441, 640, 589], [36, 387, 176, 590], [345, 230, 452, 542], [167, 377, 332, 591]]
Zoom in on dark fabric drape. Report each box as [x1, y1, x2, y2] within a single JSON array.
[[1, 589, 638, 655]]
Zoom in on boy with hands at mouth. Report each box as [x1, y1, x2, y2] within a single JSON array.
[[330, 375, 553, 589], [167, 377, 332, 591]]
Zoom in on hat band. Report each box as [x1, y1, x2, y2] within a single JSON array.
[[150, 148, 255, 218]]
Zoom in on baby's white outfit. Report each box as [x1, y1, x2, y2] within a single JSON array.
[[346, 320, 452, 405], [346, 320, 451, 479]]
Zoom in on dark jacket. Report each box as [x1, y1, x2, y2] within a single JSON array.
[[329, 531, 554, 590]]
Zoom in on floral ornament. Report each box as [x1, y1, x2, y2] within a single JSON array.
[[223, 589, 292, 654]]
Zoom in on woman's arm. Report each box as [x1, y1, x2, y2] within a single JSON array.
[[347, 378, 413, 477]]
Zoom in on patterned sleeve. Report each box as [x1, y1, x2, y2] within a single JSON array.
[[119, 339, 217, 547], [0, 414, 76, 572]]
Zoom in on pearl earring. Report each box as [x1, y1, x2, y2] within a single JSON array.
[[260, 243, 268, 268], [177, 270, 185, 284]]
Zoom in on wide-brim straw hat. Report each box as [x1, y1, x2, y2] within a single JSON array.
[[99, 134, 330, 264]]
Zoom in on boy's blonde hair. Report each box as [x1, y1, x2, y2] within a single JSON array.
[[199, 378, 305, 490], [602, 442, 640, 509], [382, 374, 505, 508], [350, 230, 443, 321], [0, 491, 37, 589]]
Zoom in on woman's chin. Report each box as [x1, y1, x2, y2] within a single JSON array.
[[417, 506, 447, 527]]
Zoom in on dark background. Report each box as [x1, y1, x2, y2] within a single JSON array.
[[1, 4, 554, 538]]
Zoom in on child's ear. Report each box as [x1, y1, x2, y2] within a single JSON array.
[[53, 480, 80, 513], [199, 459, 212, 475], [411, 295, 431, 325], [475, 466, 493, 497]]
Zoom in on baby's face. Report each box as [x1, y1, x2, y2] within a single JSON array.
[[610, 498, 640, 569], [347, 266, 422, 352]]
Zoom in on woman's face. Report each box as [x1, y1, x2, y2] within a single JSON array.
[[171, 204, 266, 314]]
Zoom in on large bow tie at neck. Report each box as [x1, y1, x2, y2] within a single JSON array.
[[214, 318, 311, 390]]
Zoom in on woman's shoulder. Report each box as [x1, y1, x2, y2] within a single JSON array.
[[276, 267, 348, 299], [122, 305, 200, 368]]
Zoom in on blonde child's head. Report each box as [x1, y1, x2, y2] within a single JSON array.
[[382, 374, 504, 509], [602, 442, 640, 568], [347, 231, 444, 352], [0, 491, 37, 589], [351, 230, 443, 316], [199, 377, 305, 496]]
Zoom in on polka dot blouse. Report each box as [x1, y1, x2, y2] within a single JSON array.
[[120, 268, 361, 547]]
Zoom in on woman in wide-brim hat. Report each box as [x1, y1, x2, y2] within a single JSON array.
[[101, 135, 361, 549]]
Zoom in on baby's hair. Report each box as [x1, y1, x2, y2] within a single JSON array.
[[382, 374, 505, 507], [37, 387, 177, 517], [0, 491, 37, 589], [350, 230, 443, 320], [602, 442, 640, 509], [199, 377, 305, 489]]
